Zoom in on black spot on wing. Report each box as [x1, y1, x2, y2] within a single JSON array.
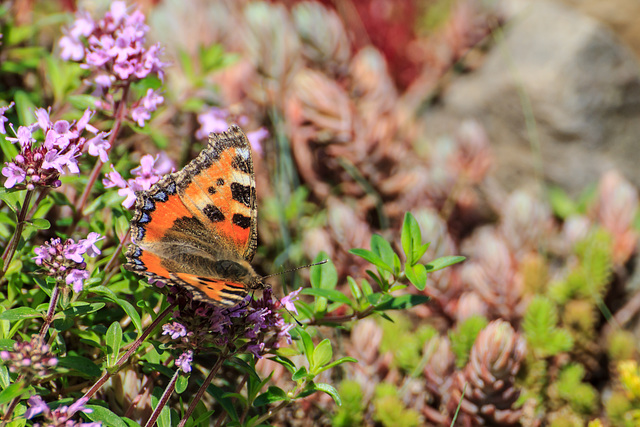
[[216, 178, 224, 186], [230, 182, 251, 208], [232, 213, 251, 229], [203, 204, 225, 222], [231, 155, 250, 174], [207, 186, 216, 195]]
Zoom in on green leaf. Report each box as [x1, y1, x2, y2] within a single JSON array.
[[374, 294, 430, 311], [349, 248, 390, 272], [292, 367, 308, 382], [254, 386, 288, 406], [106, 321, 123, 368], [310, 256, 337, 290], [67, 95, 101, 110], [313, 383, 342, 406], [57, 355, 102, 377], [302, 288, 352, 306], [269, 355, 297, 374], [401, 213, 431, 265], [91, 287, 143, 334], [405, 264, 428, 290], [26, 218, 50, 230], [13, 90, 36, 126], [0, 307, 42, 321], [371, 235, 395, 271], [0, 383, 27, 405], [84, 405, 129, 427], [523, 296, 573, 357], [316, 357, 357, 374], [311, 339, 333, 372], [295, 328, 314, 361], [346, 276, 362, 303], [426, 256, 465, 272]]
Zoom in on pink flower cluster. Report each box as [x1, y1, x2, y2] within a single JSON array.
[[33, 233, 104, 292], [1, 105, 109, 189], [196, 107, 269, 155], [59, 1, 167, 127], [103, 153, 174, 208], [0, 336, 58, 378], [59, 1, 166, 86], [26, 396, 99, 427]]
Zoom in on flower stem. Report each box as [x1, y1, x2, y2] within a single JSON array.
[[178, 349, 229, 427], [39, 284, 61, 339], [70, 86, 129, 234], [0, 189, 34, 280], [72, 302, 176, 417], [0, 381, 26, 425], [100, 229, 130, 287], [144, 368, 180, 427]]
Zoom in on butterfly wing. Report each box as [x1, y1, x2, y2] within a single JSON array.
[[125, 125, 258, 306]]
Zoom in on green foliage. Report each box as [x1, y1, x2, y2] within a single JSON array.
[[554, 364, 598, 414], [608, 330, 637, 361], [332, 380, 365, 427], [373, 383, 421, 427], [523, 296, 573, 357], [449, 315, 488, 368], [549, 229, 613, 304]]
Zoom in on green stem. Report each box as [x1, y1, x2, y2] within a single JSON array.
[[179, 349, 229, 427], [70, 302, 176, 417], [144, 368, 180, 427], [70, 85, 130, 234], [0, 189, 34, 279], [38, 284, 61, 339]]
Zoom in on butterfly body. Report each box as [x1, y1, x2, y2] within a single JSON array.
[[125, 125, 266, 307]]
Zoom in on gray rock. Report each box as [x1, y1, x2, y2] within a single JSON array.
[[418, 0, 640, 194]]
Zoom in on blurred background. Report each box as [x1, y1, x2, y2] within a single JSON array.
[[4, 0, 640, 425]]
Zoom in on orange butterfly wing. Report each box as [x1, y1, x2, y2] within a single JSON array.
[[125, 125, 259, 306]]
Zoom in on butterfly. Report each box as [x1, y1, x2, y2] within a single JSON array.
[[124, 125, 267, 307]]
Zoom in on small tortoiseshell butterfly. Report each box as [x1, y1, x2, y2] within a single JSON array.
[[124, 125, 266, 307]]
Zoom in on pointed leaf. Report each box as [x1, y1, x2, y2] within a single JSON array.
[[0, 307, 42, 321], [374, 294, 430, 311], [405, 264, 428, 290], [312, 383, 342, 406], [311, 255, 337, 290], [302, 288, 352, 306], [349, 249, 391, 272], [254, 386, 288, 406], [312, 339, 333, 372], [106, 321, 123, 368], [371, 234, 395, 271], [426, 256, 465, 272]]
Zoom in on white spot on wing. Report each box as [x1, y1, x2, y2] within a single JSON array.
[[237, 147, 250, 160]]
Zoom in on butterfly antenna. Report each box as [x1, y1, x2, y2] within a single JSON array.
[[262, 260, 328, 279], [263, 260, 328, 326]]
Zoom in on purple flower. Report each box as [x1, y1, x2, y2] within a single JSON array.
[[1, 162, 26, 188], [175, 350, 193, 373], [246, 127, 269, 156], [33, 234, 100, 292], [79, 232, 104, 257], [2, 106, 102, 190], [195, 107, 229, 140], [131, 89, 164, 127], [60, 0, 166, 92], [162, 322, 187, 340], [3, 336, 58, 379], [0, 102, 14, 134], [63, 242, 86, 263], [26, 396, 49, 419], [247, 343, 265, 359], [86, 132, 111, 162], [103, 154, 174, 208], [59, 35, 85, 61], [66, 269, 90, 292], [279, 287, 302, 315]]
